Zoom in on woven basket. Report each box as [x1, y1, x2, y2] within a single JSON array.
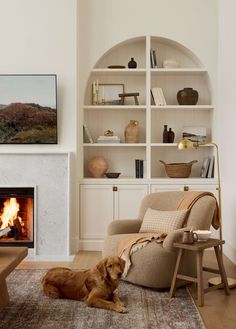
[[160, 160, 198, 178]]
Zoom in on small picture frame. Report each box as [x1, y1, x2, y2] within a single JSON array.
[[92, 83, 124, 105]]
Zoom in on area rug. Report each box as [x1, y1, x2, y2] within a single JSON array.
[[0, 269, 205, 329]]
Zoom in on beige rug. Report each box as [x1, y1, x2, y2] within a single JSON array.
[[0, 269, 205, 329]]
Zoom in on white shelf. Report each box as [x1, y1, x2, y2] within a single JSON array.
[[84, 105, 146, 110], [83, 143, 147, 147], [151, 68, 207, 75], [91, 68, 146, 76], [151, 105, 214, 110]]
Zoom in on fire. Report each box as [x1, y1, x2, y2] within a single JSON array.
[[0, 198, 21, 229]]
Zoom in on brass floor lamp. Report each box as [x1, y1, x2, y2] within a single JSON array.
[[177, 139, 236, 288]]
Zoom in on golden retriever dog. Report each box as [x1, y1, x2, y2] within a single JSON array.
[[42, 256, 127, 313]]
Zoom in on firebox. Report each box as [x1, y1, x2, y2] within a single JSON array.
[[0, 187, 34, 248]]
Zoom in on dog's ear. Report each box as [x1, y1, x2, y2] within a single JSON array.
[[96, 258, 107, 278], [120, 258, 126, 272]]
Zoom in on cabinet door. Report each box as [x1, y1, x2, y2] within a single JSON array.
[[80, 185, 113, 240], [151, 184, 183, 193], [113, 184, 148, 219]]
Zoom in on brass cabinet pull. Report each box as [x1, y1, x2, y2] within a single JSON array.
[[113, 186, 118, 192], [184, 185, 189, 191]]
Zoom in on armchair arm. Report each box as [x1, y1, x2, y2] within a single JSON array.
[[107, 219, 142, 235], [163, 227, 197, 252]]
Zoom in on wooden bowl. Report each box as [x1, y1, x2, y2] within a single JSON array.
[[104, 172, 121, 178]]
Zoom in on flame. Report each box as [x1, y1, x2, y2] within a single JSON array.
[[0, 198, 20, 229]]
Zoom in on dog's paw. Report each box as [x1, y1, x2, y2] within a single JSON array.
[[117, 305, 128, 313]]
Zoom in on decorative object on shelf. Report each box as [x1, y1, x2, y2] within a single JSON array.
[[177, 87, 199, 105], [83, 124, 94, 143], [168, 128, 175, 143], [92, 83, 124, 105], [177, 139, 236, 288], [97, 135, 120, 143], [87, 156, 108, 178], [104, 172, 121, 179], [151, 87, 166, 106], [162, 125, 169, 143], [159, 160, 198, 178], [182, 126, 206, 142], [128, 57, 137, 68], [124, 120, 140, 143], [104, 130, 114, 136], [107, 65, 126, 69], [150, 48, 157, 68], [119, 92, 139, 105], [163, 59, 179, 68]]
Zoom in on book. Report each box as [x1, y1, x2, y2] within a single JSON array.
[[135, 159, 144, 178], [135, 159, 140, 178], [0, 227, 11, 238], [83, 124, 94, 143], [97, 136, 120, 143], [151, 87, 166, 106], [150, 48, 157, 68], [200, 157, 210, 178], [207, 156, 215, 178]]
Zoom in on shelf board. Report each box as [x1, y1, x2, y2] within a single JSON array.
[[151, 105, 214, 110], [83, 143, 147, 147], [151, 143, 215, 147], [91, 68, 146, 75], [151, 68, 207, 75], [84, 105, 146, 110]]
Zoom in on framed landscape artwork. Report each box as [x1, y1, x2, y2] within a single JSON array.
[[0, 74, 57, 144]]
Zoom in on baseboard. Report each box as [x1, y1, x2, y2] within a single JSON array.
[[78, 240, 104, 251], [224, 242, 236, 265]]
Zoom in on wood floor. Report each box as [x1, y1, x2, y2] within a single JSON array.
[[18, 250, 236, 329]]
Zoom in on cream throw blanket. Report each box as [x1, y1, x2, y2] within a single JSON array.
[[116, 191, 219, 277]]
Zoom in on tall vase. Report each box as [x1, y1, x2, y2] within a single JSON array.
[[124, 120, 139, 143], [163, 125, 168, 143], [168, 128, 175, 143]]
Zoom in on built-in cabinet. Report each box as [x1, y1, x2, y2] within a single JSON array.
[[79, 36, 217, 250]]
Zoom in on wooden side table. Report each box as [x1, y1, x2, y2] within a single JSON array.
[[169, 238, 230, 306]]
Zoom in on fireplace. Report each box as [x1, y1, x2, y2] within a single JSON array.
[[0, 187, 34, 248]]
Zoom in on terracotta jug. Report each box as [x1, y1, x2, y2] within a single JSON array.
[[88, 156, 108, 178], [124, 120, 139, 143]]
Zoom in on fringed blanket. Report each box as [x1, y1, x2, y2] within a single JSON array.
[[116, 233, 166, 277]]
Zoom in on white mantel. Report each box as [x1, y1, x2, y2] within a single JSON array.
[[0, 152, 73, 260]]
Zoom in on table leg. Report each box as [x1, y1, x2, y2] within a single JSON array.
[[196, 250, 204, 307], [170, 248, 183, 298], [0, 279, 10, 311]]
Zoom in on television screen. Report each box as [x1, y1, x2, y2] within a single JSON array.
[[0, 74, 57, 144]]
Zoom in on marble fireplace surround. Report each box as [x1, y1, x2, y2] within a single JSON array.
[[0, 153, 72, 260]]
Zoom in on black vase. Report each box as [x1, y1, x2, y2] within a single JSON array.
[[163, 125, 168, 143], [168, 128, 175, 143], [177, 87, 199, 105], [128, 57, 137, 69]]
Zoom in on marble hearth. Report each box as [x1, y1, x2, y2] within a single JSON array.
[[0, 153, 72, 260]]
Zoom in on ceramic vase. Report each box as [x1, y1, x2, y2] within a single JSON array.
[[88, 156, 108, 178], [162, 125, 168, 143], [128, 57, 137, 68], [177, 87, 199, 105], [124, 120, 139, 143]]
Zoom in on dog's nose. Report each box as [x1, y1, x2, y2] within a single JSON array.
[[118, 272, 122, 278]]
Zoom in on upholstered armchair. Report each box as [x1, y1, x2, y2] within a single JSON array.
[[103, 191, 217, 289]]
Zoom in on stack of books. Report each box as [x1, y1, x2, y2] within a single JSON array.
[[97, 136, 120, 143], [135, 159, 144, 178], [151, 87, 167, 106]]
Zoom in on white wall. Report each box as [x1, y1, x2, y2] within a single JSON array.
[[218, 0, 236, 263], [0, 0, 77, 152]]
